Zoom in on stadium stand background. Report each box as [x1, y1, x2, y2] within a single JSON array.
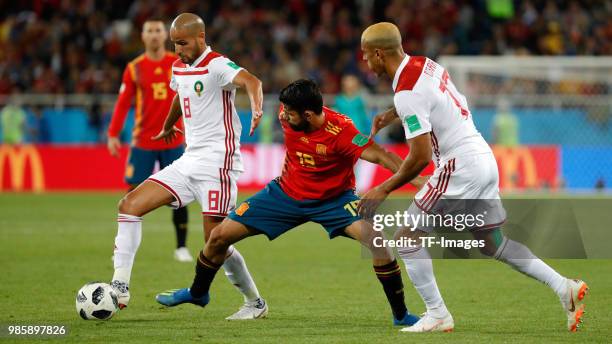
[[0, 0, 610, 190]]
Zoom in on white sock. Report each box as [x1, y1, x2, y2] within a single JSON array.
[[112, 213, 142, 285], [494, 238, 567, 297], [223, 245, 260, 303], [398, 246, 448, 318]]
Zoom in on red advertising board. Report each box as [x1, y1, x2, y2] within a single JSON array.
[[0, 144, 560, 192]]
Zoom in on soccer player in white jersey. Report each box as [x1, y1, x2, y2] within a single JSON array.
[[358, 22, 588, 333], [109, 13, 268, 320]]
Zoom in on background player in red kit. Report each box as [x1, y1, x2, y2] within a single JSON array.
[[107, 19, 192, 263], [157, 79, 423, 326]]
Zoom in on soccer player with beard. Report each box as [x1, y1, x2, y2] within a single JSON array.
[[156, 79, 425, 326]]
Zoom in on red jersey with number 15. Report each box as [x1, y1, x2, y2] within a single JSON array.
[[108, 52, 184, 150], [279, 106, 373, 201]]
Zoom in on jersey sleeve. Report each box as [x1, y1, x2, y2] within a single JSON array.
[[208, 57, 243, 89], [108, 64, 136, 138], [394, 90, 432, 140], [335, 120, 374, 159], [169, 73, 178, 91]]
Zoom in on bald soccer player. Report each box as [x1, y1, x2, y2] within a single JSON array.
[[108, 13, 268, 320], [358, 22, 588, 333], [107, 19, 193, 263]]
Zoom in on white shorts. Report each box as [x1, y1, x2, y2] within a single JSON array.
[[147, 155, 240, 216], [406, 152, 506, 232]]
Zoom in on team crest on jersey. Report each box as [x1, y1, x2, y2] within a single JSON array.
[[316, 144, 327, 156], [154, 67, 163, 75], [194, 81, 204, 96], [125, 164, 134, 178], [300, 137, 309, 143], [235, 202, 249, 216]]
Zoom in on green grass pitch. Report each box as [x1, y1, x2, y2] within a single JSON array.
[[1, 193, 611, 343]]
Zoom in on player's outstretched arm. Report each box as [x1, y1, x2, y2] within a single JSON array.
[[152, 94, 183, 144], [232, 70, 263, 136], [370, 107, 400, 138], [378, 133, 431, 193], [360, 142, 403, 173], [358, 133, 431, 218], [360, 143, 429, 189]]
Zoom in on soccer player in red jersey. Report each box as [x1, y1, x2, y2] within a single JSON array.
[[157, 79, 424, 326], [107, 19, 193, 263]]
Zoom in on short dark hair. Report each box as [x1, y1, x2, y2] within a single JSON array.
[[279, 79, 323, 115], [144, 17, 166, 24], [142, 17, 166, 29]]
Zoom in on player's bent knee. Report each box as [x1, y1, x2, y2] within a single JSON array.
[[393, 226, 420, 241], [478, 243, 498, 257], [472, 228, 503, 257], [118, 194, 145, 217], [207, 227, 232, 252]]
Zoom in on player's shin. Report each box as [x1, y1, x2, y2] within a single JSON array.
[[190, 250, 222, 298], [373, 259, 410, 321], [398, 245, 449, 319], [172, 207, 188, 248], [112, 213, 143, 285], [492, 233, 566, 297], [223, 245, 261, 302]]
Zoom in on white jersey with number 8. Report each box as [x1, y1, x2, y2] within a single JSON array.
[[146, 46, 245, 216], [170, 46, 244, 174]]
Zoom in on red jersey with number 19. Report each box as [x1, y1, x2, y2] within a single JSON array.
[[108, 52, 184, 150], [279, 106, 373, 201]]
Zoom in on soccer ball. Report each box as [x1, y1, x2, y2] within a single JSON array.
[[76, 282, 119, 320]]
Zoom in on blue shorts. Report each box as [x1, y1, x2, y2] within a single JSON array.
[[228, 179, 361, 240], [125, 146, 184, 185]]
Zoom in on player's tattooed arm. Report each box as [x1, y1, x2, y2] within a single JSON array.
[[360, 142, 403, 173], [152, 94, 183, 144], [370, 107, 400, 138], [360, 143, 429, 189], [380, 133, 432, 193], [358, 133, 431, 217], [232, 70, 263, 136]]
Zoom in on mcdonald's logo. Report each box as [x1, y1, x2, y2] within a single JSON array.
[[0, 145, 45, 192], [492, 146, 537, 189]]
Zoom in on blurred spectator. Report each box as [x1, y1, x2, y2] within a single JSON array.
[[26, 105, 49, 143], [492, 99, 519, 147], [595, 177, 605, 191], [89, 98, 104, 142], [1, 93, 26, 144], [334, 75, 369, 134]]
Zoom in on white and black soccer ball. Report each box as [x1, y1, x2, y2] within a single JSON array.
[[76, 282, 119, 320]]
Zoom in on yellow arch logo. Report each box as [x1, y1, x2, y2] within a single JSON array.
[[0, 145, 45, 192], [492, 146, 537, 189]]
